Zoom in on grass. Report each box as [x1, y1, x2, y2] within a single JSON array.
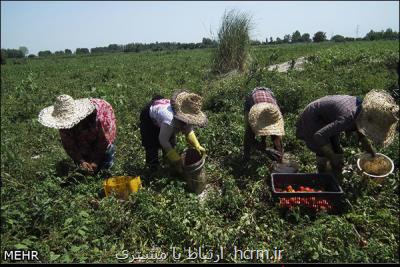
[[1, 40, 399, 263], [212, 9, 252, 74]]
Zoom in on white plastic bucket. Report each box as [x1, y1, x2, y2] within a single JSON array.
[[356, 153, 394, 184]]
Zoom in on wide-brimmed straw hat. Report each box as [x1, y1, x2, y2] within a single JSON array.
[[171, 90, 208, 127], [248, 102, 285, 136], [38, 94, 95, 129], [356, 89, 399, 147]]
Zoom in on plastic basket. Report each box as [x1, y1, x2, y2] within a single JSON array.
[[271, 173, 344, 213], [103, 176, 142, 199]]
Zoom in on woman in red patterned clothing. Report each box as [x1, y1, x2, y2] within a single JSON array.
[[38, 95, 117, 174]]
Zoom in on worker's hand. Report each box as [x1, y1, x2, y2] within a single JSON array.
[[89, 162, 98, 172], [321, 144, 344, 169], [360, 138, 376, 157], [186, 131, 205, 156], [265, 148, 283, 162], [358, 132, 376, 157], [166, 149, 181, 163], [80, 161, 94, 173], [195, 144, 206, 156]]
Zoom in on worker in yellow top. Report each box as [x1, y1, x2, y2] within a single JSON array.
[[139, 90, 208, 173]]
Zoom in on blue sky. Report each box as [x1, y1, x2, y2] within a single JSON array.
[[1, 1, 399, 55]]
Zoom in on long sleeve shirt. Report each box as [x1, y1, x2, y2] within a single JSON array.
[[149, 99, 192, 151], [244, 87, 280, 113], [59, 99, 116, 164], [295, 95, 362, 151]]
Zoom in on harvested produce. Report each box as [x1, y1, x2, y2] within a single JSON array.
[[360, 155, 392, 175], [278, 185, 333, 211]]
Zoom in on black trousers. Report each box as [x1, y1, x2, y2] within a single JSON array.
[[139, 100, 176, 168]]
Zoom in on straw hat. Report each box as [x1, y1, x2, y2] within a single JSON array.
[[356, 89, 399, 147], [38, 94, 95, 129], [171, 90, 208, 127], [248, 102, 285, 136]]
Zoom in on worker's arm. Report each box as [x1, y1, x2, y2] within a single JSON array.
[[186, 131, 206, 156], [357, 131, 376, 156]]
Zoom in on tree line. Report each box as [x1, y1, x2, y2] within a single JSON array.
[[1, 28, 398, 62], [263, 28, 399, 44]]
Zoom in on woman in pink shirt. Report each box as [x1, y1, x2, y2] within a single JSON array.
[[139, 90, 207, 174]]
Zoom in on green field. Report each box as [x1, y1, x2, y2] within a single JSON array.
[[1, 41, 399, 263]]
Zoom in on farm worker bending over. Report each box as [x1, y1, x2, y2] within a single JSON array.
[[139, 90, 208, 173], [38, 95, 117, 174], [244, 87, 285, 162], [295, 90, 398, 178]]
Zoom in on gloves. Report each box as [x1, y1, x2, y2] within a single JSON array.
[[359, 134, 376, 157], [321, 144, 344, 170], [166, 149, 183, 174], [186, 131, 206, 156], [166, 149, 181, 162]]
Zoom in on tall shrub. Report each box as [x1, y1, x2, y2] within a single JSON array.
[[212, 9, 252, 74]]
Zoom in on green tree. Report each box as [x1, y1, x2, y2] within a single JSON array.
[[108, 44, 122, 52], [301, 33, 311, 42], [75, 48, 90, 54], [313, 31, 327, 42], [331, 35, 345, 42], [64, 49, 72, 55], [0, 50, 6, 64], [4, 49, 24, 58], [291, 30, 302, 43], [19, 46, 29, 57], [345, 37, 355, 42], [283, 34, 291, 43], [38, 50, 52, 57], [383, 28, 398, 40], [202, 37, 213, 46]]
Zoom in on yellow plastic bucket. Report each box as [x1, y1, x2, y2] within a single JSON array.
[[103, 176, 142, 199]]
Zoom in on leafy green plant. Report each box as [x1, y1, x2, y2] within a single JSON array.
[[1, 40, 398, 263], [212, 9, 252, 74]]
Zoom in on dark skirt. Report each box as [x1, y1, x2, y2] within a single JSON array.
[[139, 102, 161, 149], [139, 97, 176, 166]]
